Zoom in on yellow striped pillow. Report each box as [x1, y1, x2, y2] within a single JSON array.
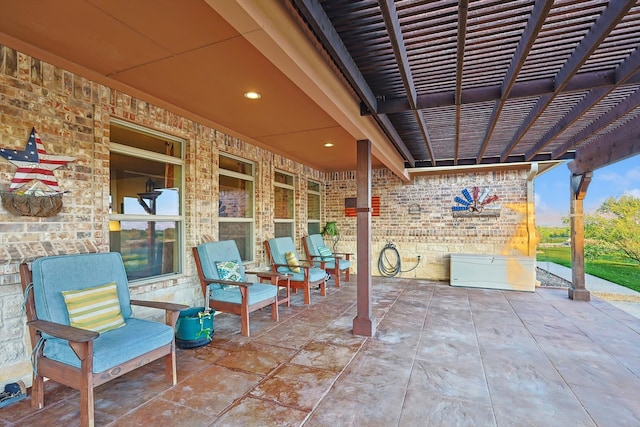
[[285, 251, 301, 273], [62, 282, 126, 333]]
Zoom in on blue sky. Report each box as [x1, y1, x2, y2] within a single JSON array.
[[534, 155, 640, 226]]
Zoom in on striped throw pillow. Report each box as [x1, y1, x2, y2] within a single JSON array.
[[318, 245, 333, 260], [62, 282, 126, 333], [285, 251, 301, 273]]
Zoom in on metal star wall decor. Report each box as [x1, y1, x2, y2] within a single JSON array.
[[0, 127, 75, 193]]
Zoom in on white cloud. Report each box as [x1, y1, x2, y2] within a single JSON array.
[[599, 171, 625, 185], [534, 192, 566, 226], [623, 188, 640, 198], [598, 166, 640, 188], [625, 167, 640, 182]]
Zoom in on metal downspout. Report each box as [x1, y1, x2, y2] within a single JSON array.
[[527, 163, 539, 257]]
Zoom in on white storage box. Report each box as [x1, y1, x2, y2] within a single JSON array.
[[450, 253, 536, 292]]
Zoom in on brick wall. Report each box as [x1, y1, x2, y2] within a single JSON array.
[[0, 46, 536, 388], [325, 167, 535, 280], [0, 46, 329, 387]]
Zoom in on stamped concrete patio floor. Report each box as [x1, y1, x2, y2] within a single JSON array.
[[2, 277, 640, 426]]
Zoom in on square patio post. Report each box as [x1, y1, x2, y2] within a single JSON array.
[[353, 139, 377, 336], [569, 172, 591, 301]]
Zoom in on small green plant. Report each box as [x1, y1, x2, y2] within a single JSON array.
[[321, 221, 340, 252], [321, 221, 339, 236], [193, 310, 213, 341]]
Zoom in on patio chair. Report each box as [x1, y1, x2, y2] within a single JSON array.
[[264, 237, 327, 305], [19, 252, 187, 427], [302, 234, 351, 287], [192, 240, 279, 337]]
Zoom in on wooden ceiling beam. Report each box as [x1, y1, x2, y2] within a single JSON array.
[[379, 0, 433, 166], [292, 0, 416, 166], [371, 69, 640, 114], [454, 0, 468, 165], [568, 119, 640, 176], [500, 0, 635, 162], [551, 87, 640, 159], [526, 47, 640, 160], [524, 86, 611, 159], [476, 0, 553, 163], [554, 1, 635, 91]]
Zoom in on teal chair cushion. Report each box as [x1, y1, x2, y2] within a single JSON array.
[[31, 253, 133, 324], [30, 253, 175, 373], [196, 240, 277, 303], [268, 237, 326, 280], [304, 234, 351, 271], [43, 318, 175, 372], [197, 240, 248, 291], [210, 283, 278, 304]]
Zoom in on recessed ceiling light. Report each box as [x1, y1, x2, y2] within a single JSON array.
[[324, 142, 334, 147], [243, 91, 261, 100]]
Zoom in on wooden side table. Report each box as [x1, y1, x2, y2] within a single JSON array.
[[247, 271, 291, 307]]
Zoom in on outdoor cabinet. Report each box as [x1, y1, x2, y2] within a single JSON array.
[[450, 253, 536, 292]]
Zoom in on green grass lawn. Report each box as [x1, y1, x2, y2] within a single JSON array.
[[537, 246, 640, 293]]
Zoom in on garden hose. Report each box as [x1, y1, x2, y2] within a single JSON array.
[[377, 242, 421, 277]]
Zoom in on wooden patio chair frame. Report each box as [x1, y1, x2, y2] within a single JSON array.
[[19, 261, 186, 427]]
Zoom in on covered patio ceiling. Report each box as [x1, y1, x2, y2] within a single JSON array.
[[0, 1, 639, 178]]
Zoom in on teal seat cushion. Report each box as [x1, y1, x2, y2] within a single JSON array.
[[31, 253, 133, 325], [210, 283, 277, 305], [268, 237, 325, 281], [30, 252, 176, 374], [43, 318, 174, 373], [276, 265, 327, 283], [316, 258, 351, 271], [197, 241, 248, 292], [196, 240, 277, 305]]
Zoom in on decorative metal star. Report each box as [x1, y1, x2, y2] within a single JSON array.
[[0, 127, 75, 192]]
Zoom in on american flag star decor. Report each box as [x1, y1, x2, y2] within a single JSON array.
[[0, 127, 75, 193]]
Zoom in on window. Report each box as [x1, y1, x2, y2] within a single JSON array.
[[274, 171, 295, 239], [307, 180, 321, 235], [109, 119, 184, 281], [219, 154, 255, 261]]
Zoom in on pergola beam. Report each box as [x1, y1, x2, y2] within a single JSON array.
[[476, 0, 553, 162], [292, 0, 416, 166], [527, 47, 640, 160], [555, 1, 635, 90], [454, 0, 469, 165], [500, 0, 635, 162], [379, 0, 435, 166], [568, 119, 640, 176], [370, 70, 640, 114], [524, 87, 611, 160]]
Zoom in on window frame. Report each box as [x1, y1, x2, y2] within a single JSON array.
[[218, 153, 256, 262], [274, 170, 296, 240], [307, 179, 322, 235], [108, 118, 185, 282]]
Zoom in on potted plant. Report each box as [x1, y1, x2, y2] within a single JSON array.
[[321, 221, 340, 253], [175, 307, 214, 349]]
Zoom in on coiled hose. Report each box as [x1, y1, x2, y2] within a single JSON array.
[[377, 242, 420, 277]]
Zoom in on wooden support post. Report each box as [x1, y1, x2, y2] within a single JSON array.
[[569, 172, 591, 301], [353, 139, 377, 336]]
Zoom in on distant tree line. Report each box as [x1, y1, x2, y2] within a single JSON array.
[[584, 195, 640, 265], [538, 195, 640, 266]]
